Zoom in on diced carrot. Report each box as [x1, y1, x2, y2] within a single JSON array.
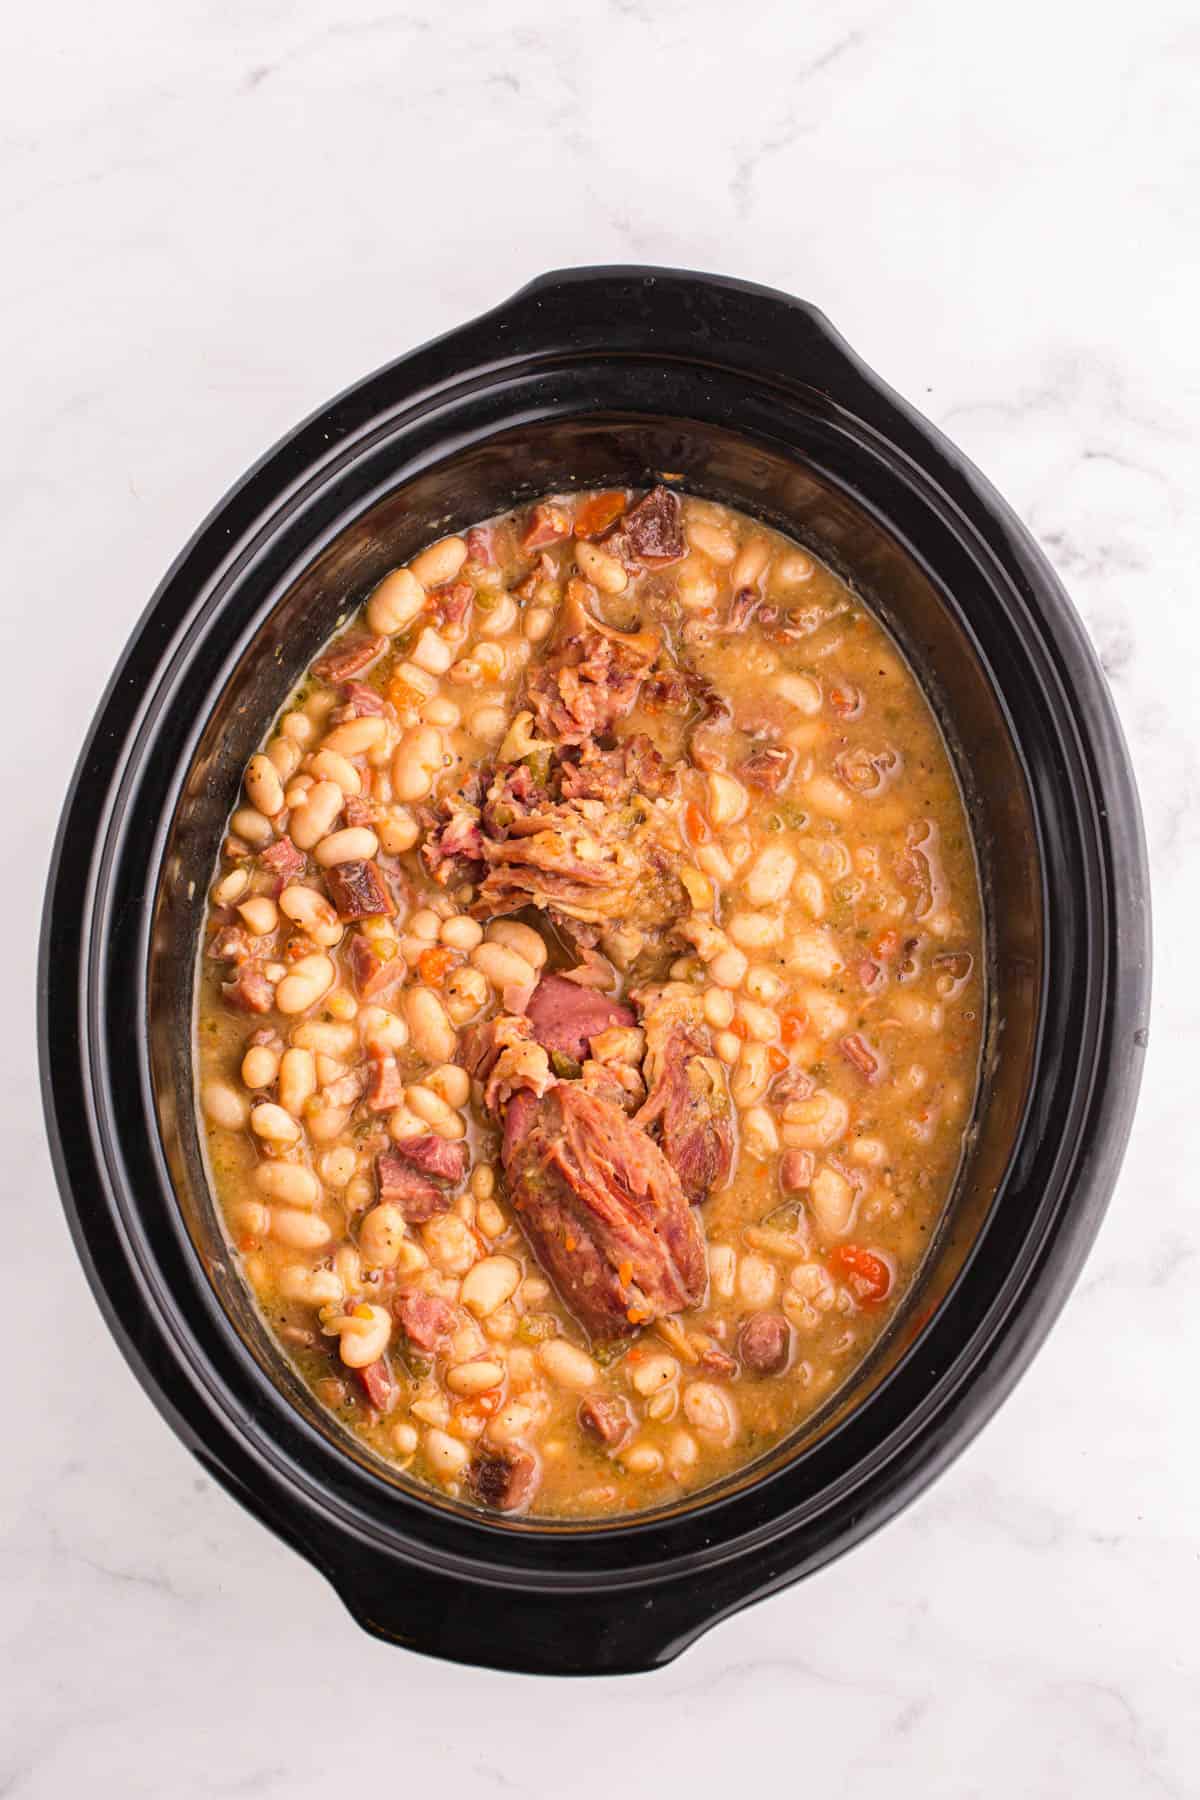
[[565, 1235, 577, 1253], [387, 675, 424, 714], [573, 490, 627, 539], [874, 929, 901, 960], [766, 1046, 789, 1073], [418, 946, 458, 987], [618, 1260, 633, 1286], [780, 1010, 808, 1046], [684, 802, 711, 845]]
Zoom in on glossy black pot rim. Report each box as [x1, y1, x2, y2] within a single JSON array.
[[39, 267, 1151, 1672]]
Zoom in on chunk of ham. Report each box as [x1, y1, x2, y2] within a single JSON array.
[[525, 586, 659, 747], [520, 501, 571, 552], [577, 1393, 633, 1447], [312, 634, 387, 682], [525, 972, 635, 1065], [347, 932, 405, 999], [365, 1054, 405, 1112], [221, 963, 274, 1013], [739, 746, 794, 794], [324, 859, 395, 921], [738, 1312, 792, 1376], [503, 1081, 707, 1340], [259, 835, 306, 883], [635, 993, 733, 1206], [341, 680, 386, 716], [356, 1356, 398, 1413], [467, 1446, 540, 1514], [390, 1134, 469, 1185], [376, 1149, 453, 1222], [620, 485, 685, 563], [394, 1289, 456, 1351]]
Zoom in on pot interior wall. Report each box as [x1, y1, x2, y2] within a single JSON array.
[[149, 415, 1042, 1514]]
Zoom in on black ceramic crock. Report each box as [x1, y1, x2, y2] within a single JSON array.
[[39, 268, 1151, 1675]]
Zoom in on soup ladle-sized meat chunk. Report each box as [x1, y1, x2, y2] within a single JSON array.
[[525, 583, 660, 747], [502, 1080, 707, 1340], [635, 989, 734, 1206]]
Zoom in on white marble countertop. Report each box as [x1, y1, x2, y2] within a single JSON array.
[[4, 0, 1196, 1792]]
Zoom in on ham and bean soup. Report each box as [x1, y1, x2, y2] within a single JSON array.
[[196, 486, 984, 1518]]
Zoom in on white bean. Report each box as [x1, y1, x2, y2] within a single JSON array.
[[744, 845, 798, 906], [314, 826, 378, 867], [409, 536, 468, 589], [471, 941, 537, 991], [404, 987, 458, 1063], [426, 1063, 471, 1108], [309, 748, 362, 796], [406, 1083, 465, 1139], [410, 627, 454, 675], [774, 672, 822, 715], [392, 725, 444, 803], [424, 1428, 469, 1478], [277, 1047, 316, 1116], [328, 1303, 392, 1368], [460, 1255, 521, 1318], [730, 536, 770, 590], [441, 915, 483, 952], [254, 1162, 320, 1208], [268, 1206, 331, 1249], [244, 754, 284, 817], [575, 539, 627, 593], [202, 1078, 248, 1130], [321, 716, 388, 757], [289, 780, 344, 851], [707, 772, 747, 827], [727, 911, 781, 951], [367, 566, 425, 635], [230, 807, 273, 849], [631, 1353, 679, 1396], [537, 1338, 599, 1391], [278, 885, 343, 949], [359, 1203, 408, 1268], [275, 954, 335, 1016], [446, 1360, 505, 1396], [731, 1043, 771, 1107], [249, 1102, 301, 1144], [683, 1381, 738, 1444], [810, 1163, 856, 1237], [485, 919, 547, 968]]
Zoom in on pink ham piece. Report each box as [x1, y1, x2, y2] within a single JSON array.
[[259, 835, 306, 883], [341, 681, 386, 716], [357, 1357, 398, 1413], [390, 1134, 468, 1185], [312, 635, 386, 682], [394, 1290, 456, 1351], [376, 1150, 452, 1223], [525, 972, 634, 1065]]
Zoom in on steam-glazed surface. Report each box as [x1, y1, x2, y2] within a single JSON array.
[[195, 486, 984, 1518]]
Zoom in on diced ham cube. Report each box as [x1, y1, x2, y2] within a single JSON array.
[[376, 1152, 451, 1222], [394, 1289, 456, 1351], [259, 835, 306, 883], [312, 635, 387, 682], [465, 526, 495, 566], [221, 963, 274, 1013], [390, 1134, 468, 1186], [520, 502, 571, 552], [779, 1149, 814, 1192], [357, 1356, 398, 1413], [348, 933, 404, 999], [467, 1447, 540, 1514], [324, 859, 395, 921], [577, 1393, 633, 1447], [341, 681, 387, 716], [365, 1054, 405, 1112]]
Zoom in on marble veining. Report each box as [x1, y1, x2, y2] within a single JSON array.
[[3, 0, 1196, 1793]]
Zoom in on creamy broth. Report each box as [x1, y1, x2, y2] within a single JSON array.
[[195, 487, 984, 1518]]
